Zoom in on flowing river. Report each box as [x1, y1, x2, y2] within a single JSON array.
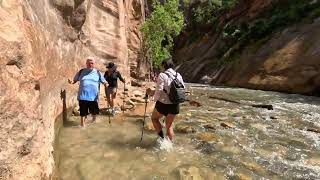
[[56, 84, 320, 179]]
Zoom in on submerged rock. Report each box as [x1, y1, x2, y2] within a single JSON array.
[[194, 132, 220, 143], [175, 124, 197, 134], [203, 124, 215, 130], [220, 122, 235, 129], [176, 166, 203, 180]]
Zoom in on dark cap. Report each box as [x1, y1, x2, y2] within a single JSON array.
[[106, 62, 115, 69]]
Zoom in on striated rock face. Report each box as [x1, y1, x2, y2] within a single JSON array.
[[214, 19, 320, 95], [174, 0, 320, 96], [0, 0, 144, 179]]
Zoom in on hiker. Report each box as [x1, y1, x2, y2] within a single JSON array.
[[104, 62, 126, 116], [146, 58, 185, 141], [68, 57, 107, 127]]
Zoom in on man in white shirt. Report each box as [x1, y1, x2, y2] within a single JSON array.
[[146, 59, 185, 141]]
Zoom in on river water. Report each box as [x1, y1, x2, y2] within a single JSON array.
[[57, 84, 320, 180]]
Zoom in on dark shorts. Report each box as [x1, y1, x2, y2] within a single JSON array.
[[105, 86, 117, 96], [155, 101, 180, 116], [79, 100, 99, 117]]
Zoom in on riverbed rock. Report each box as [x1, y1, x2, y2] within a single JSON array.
[[188, 100, 202, 107], [72, 105, 80, 116], [203, 124, 215, 130], [132, 90, 143, 97], [130, 97, 146, 103], [234, 173, 252, 180], [131, 79, 144, 87], [194, 132, 220, 143], [144, 121, 155, 131], [175, 124, 196, 134], [176, 166, 203, 180], [220, 122, 236, 129]]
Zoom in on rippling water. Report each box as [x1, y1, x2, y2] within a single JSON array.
[[57, 84, 320, 179]]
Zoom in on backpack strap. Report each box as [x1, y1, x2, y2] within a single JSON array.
[[78, 68, 102, 81], [163, 71, 178, 93]]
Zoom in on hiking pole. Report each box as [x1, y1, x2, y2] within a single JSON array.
[[107, 103, 111, 124], [140, 93, 149, 142], [123, 83, 126, 114]]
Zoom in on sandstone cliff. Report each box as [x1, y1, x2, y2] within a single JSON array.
[[0, 0, 144, 179], [174, 0, 320, 95]]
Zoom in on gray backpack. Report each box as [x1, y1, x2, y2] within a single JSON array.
[[163, 72, 186, 104]]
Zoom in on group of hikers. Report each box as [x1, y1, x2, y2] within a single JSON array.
[[68, 56, 185, 142]]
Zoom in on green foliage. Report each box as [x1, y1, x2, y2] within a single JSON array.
[[190, 0, 238, 27], [141, 0, 184, 67], [220, 0, 320, 60]]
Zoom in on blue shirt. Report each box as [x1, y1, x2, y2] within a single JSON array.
[[73, 68, 106, 101]]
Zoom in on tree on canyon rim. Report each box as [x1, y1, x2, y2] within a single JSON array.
[[141, 0, 184, 68]]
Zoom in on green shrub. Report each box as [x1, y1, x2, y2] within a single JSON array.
[[141, 0, 184, 67]]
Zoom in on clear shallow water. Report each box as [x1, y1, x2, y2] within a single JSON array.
[[57, 84, 320, 180]]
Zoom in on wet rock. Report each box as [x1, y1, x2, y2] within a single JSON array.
[[194, 132, 219, 143], [144, 121, 155, 131], [220, 122, 235, 129], [196, 141, 216, 154], [307, 128, 320, 134], [131, 80, 143, 87], [251, 104, 273, 110], [305, 157, 320, 166], [176, 166, 203, 180], [200, 75, 212, 84], [121, 100, 135, 111], [72, 105, 80, 116], [188, 100, 202, 107], [130, 97, 146, 103], [203, 124, 215, 130], [234, 173, 252, 180], [241, 161, 265, 174], [175, 124, 196, 134], [132, 90, 143, 97]]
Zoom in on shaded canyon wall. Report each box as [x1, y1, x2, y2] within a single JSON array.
[[0, 0, 144, 179], [174, 0, 320, 95]]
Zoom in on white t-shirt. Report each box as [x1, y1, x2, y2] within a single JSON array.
[[154, 68, 185, 104]]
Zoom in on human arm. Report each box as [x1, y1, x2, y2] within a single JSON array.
[[151, 73, 165, 101], [68, 71, 80, 84], [98, 71, 108, 86], [117, 71, 125, 83]]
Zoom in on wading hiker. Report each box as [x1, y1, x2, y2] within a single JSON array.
[[68, 57, 107, 127], [146, 59, 186, 142], [104, 62, 126, 116]]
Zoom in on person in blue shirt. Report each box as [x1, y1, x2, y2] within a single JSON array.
[[68, 57, 108, 127]]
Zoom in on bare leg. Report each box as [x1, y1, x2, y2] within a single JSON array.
[[151, 109, 164, 136], [110, 93, 116, 109], [165, 114, 176, 141], [106, 94, 111, 108], [80, 116, 87, 127]]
